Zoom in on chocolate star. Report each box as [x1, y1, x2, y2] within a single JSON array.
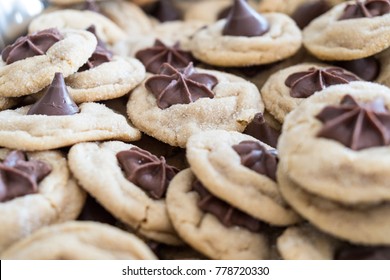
[[316, 95, 390, 150], [0, 150, 52, 202], [339, 0, 390, 20], [145, 63, 217, 109], [232, 141, 278, 181], [136, 39, 193, 74], [1, 28, 63, 65], [243, 113, 280, 148], [116, 147, 179, 199], [78, 25, 113, 72], [285, 67, 360, 98]]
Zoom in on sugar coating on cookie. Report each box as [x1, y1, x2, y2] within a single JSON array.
[[166, 169, 270, 260], [127, 66, 263, 148], [1, 221, 157, 260], [303, 0, 390, 60], [0, 149, 85, 252], [0, 29, 96, 98], [68, 141, 182, 245]]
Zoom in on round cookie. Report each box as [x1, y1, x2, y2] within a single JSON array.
[[278, 82, 390, 205], [28, 9, 126, 45], [0, 97, 20, 111], [1, 221, 157, 260], [0, 102, 141, 151], [0, 29, 96, 98], [261, 63, 360, 123], [166, 168, 270, 259], [189, 0, 302, 67], [68, 141, 182, 245], [277, 167, 390, 245], [0, 149, 86, 252], [186, 130, 300, 226], [183, 0, 231, 23], [376, 48, 390, 88], [276, 223, 338, 260], [303, 1, 390, 60], [65, 56, 146, 103], [127, 64, 263, 148]]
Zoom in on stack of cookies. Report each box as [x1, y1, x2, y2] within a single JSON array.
[[1, 0, 390, 260]]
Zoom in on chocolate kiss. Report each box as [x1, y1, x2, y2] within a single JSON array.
[[222, 0, 269, 37], [27, 73, 79, 116]]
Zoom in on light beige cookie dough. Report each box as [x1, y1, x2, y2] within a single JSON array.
[[127, 69, 263, 148], [48, 0, 104, 4], [0, 102, 141, 151], [1, 221, 157, 260], [0, 29, 96, 98], [277, 223, 338, 260], [261, 62, 359, 123], [28, 10, 126, 45], [66, 56, 146, 103], [68, 141, 181, 245], [183, 0, 231, 23], [186, 130, 300, 226], [189, 13, 302, 67], [303, 1, 390, 60], [166, 168, 270, 260], [277, 167, 390, 245], [0, 149, 85, 252], [99, 0, 155, 36], [278, 82, 390, 205]]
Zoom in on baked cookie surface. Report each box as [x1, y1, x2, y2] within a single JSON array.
[[1, 221, 157, 260]]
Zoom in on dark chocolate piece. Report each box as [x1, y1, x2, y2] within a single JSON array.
[[192, 179, 265, 232], [145, 63, 217, 109], [316, 94, 390, 150], [78, 25, 113, 72], [27, 72, 80, 116], [222, 0, 269, 37], [292, 0, 330, 29], [232, 140, 278, 181], [339, 0, 390, 20], [333, 57, 380, 81], [116, 146, 179, 199], [285, 67, 360, 98], [135, 39, 193, 74], [83, 0, 100, 13], [243, 113, 280, 148], [0, 150, 52, 202], [1, 28, 63, 65]]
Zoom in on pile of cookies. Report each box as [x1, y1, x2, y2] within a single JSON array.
[[1, 0, 390, 260]]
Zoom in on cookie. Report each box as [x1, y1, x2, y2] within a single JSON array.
[[186, 130, 300, 226], [0, 28, 96, 98], [68, 141, 182, 245], [98, 0, 155, 36], [127, 63, 263, 148], [183, 0, 231, 23], [0, 73, 140, 151], [0, 97, 20, 111], [303, 0, 390, 60], [0, 149, 85, 252], [1, 221, 157, 260], [277, 167, 390, 245], [276, 223, 338, 260], [261, 63, 360, 123], [166, 168, 270, 259], [278, 82, 390, 205], [28, 9, 126, 45], [189, 0, 302, 67]]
